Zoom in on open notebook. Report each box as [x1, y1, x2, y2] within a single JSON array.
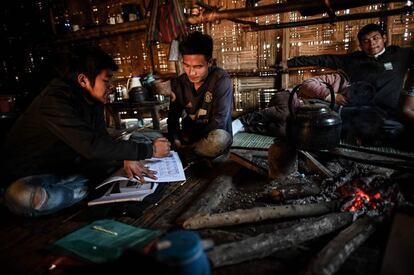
[[88, 151, 186, 206]]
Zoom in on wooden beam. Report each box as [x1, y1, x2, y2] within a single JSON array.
[[250, 6, 412, 31], [187, 0, 407, 25]]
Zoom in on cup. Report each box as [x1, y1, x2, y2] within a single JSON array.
[[127, 76, 143, 91], [106, 16, 116, 25], [116, 14, 124, 24]]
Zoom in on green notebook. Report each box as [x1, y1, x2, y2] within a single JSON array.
[[53, 219, 160, 263]]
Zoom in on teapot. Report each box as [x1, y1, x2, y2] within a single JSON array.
[[287, 82, 342, 151], [127, 76, 148, 102]]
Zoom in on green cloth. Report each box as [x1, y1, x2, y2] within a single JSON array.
[[53, 219, 160, 263]]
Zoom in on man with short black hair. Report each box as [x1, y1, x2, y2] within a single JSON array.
[[283, 23, 414, 145], [1, 46, 171, 216], [167, 32, 233, 162], [285, 23, 413, 115]]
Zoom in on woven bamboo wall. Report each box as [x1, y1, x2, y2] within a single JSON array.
[[183, 0, 413, 111], [57, 0, 413, 111]]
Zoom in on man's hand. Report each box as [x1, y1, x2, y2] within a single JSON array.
[[124, 160, 157, 183], [335, 93, 349, 106], [152, 137, 171, 158]]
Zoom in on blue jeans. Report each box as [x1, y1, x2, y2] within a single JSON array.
[[3, 174, 89, 217]]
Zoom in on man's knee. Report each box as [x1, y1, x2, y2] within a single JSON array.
[[4, 180, 47, 216], [194, 129, 232, 157], [3, 174, 89, 217]]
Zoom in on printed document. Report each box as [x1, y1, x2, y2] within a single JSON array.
[[95, 151, 186, 190]]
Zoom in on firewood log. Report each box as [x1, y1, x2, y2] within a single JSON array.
[[208, 212, 353, 267], [177, 175, 234, 225], [301, 216, 379, 275], [183, 201, 338, 229], [270, 183, 321, 202]]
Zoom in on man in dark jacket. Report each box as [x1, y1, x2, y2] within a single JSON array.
[[284, 23, 414, 145], [285, 23, 414, 116], [1, 46, 170, 216], [167, 32, 233, 161]]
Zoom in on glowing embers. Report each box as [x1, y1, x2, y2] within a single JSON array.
[[341, 188, 381, 212]]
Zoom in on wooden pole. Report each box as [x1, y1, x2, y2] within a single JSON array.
[[250, 6, 411, 32], [208, 212, 353, 267], [187, 0, 407, 25]]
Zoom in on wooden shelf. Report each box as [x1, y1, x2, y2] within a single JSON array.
[[228, 70, 279, 77], [55, 20, 148, 43]]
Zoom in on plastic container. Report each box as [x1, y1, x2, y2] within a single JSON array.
[[155, 230, 211, 275]]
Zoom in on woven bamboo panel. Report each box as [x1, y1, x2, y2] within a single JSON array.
[[183, 0, 413, 108], [98, 31, 152, 80], [233, 76, 277, 111], [388, 3, 414, 47], [286, 3, 410, 87]]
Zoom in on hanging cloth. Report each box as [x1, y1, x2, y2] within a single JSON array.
[[147, 0, 188, 44]]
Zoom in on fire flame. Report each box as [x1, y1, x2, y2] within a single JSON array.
[[344, 189, 381, 212]]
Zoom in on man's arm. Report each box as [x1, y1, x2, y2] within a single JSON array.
[[167, 79, 184, 144], [287, 54, 345, 70], [41, 92, 153, 161], [204, 75, 233, 134]]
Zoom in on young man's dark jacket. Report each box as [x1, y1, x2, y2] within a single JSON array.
[[2, 78, 153, 185], [167, 66, 233, 143], [288, 46, 414, 116]]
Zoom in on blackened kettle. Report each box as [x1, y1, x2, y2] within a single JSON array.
[[287, 82, 342, 150]]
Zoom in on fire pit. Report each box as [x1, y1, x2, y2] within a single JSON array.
[[179, 154, 412, 275]]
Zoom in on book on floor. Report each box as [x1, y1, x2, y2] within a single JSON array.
[[88, 180, 158, 206]]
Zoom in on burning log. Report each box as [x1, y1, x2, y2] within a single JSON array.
[[208, 212, 353, 267], [270, 182, 321, 202], [301, 216, 379, 275], [183, 201, 338, 229], [299, 150, 334, 178], [359, 167, 394, 186], [178, 175, 234, 225]]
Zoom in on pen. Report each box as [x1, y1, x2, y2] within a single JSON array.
[[92, 225, 118, 236]]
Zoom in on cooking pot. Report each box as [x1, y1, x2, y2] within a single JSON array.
[[287, 82, 342, 151]]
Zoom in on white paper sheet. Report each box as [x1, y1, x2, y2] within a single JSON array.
[[95, 151, 186, 189], [142, 151, 186, 182]]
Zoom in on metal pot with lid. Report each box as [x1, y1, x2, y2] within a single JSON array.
[[287, 82, 342, 151]]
